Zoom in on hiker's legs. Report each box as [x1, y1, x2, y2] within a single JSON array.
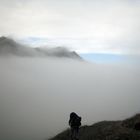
[[71, 127, 79, 140], [75, 127, 79, 140], [70, 127, 74, 140]]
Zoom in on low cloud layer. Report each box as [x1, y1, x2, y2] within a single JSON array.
[[1, 57, 140, 140]]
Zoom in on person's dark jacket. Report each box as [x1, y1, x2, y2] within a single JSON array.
[[69, 112, 81, 127]]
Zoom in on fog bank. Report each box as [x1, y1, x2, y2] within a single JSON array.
[[1, 57, 140, 140]]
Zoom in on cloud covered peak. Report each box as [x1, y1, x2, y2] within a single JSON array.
[[0, 36, 81, 60]]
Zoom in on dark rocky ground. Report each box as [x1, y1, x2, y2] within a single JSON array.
[[49, 114, 140, 140]]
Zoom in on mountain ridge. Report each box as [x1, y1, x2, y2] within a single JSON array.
[[49, 114, 140, 140], [0, 36, 81, 59]]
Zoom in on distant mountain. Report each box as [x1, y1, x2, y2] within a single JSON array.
[[35, 47, 81, 59], [49, 114, 140, 140], [0, 36, 81, 59], [0, 36, 38, 56]]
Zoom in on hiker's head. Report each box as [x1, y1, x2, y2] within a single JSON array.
[[70, 112, 77, 118]]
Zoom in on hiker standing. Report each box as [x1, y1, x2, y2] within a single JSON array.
[[69, 112, 81, 140]]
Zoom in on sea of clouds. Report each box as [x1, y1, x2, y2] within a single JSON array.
[[0, 56, 140, 140]]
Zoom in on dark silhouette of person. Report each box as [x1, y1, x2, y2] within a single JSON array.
[[69, 112, 81, 140]]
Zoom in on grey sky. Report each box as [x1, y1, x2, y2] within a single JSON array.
[[0, 0, 140, 54]]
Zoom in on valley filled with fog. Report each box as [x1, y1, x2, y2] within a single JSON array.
[[1, 56, 140, 140], [1, 0, 140, 139]]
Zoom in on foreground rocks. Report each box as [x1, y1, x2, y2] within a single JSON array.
[[49, 114, 140, 140]]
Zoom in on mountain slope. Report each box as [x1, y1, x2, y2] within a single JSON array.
[[0, 36, 39, 56], [0, 36, 81, 59], [49, 114, 140, 140]]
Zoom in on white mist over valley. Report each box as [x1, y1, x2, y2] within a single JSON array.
[[1, 37, 140, 140], [1, 0, 140, 139]]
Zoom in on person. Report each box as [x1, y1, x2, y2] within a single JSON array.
[[69, 112, 81, 140]]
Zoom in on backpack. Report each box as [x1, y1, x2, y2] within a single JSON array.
[[69, 113, 81, 127], [75, 116, 81, 126]]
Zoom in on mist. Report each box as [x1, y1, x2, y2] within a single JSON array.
[[1, 56, 140, 140]]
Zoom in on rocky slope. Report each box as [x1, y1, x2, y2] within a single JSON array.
[[49, 114, 140, 140]]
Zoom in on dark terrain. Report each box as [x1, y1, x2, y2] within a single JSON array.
[[0, 36, 81, 59], [50, 114, 140, 140]]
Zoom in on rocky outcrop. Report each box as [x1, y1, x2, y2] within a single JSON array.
[[49, 114, 140, 140]]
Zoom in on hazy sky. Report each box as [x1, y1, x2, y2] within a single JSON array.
[[0, 0, 140, 54]]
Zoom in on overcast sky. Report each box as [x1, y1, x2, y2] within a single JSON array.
[[0, 0, 140, 54]]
